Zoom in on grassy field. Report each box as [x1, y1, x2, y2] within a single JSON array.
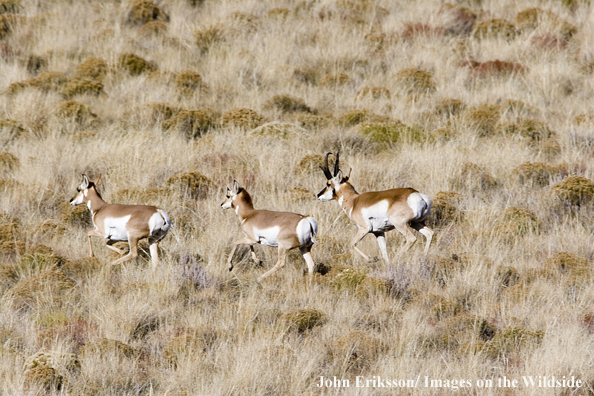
[[1, 0, 594, 394]]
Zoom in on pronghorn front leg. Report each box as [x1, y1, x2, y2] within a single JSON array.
[[351, 226, 372, 261], [87, 229, 104, 257], [258, 246, 289, 281], [227, 237, 259, 271], [374, 231, 391, 265]]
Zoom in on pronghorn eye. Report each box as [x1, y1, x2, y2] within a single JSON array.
[[77, 188, 81, 192]]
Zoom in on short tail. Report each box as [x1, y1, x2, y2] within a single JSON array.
[[158, 209, 172, 233], [297, 216, 318, 246]]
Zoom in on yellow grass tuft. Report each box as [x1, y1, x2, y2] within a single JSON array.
[[430, 191, 462, 227], [162, 108, 219, 139], [119, 53, 157, 76], [472, 18, 517, 41], [125, 0, 169, 27], [250, 121, 305, 139], [220, 108, 267, 129], [395, 68, 436, 95], [264, 94, 314, 114], [550, 176, 594, 208], [8, 71, 68, 95], [282, 308, 326, 333], [165, 171, 211, 199], [512, 161, 557, 187]]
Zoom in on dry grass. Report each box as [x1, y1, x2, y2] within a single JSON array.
[[1, 0, 594, 395]]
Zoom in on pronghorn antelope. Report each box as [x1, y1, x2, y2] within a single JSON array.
[[317, 153, 433, 264], [69, 174, 171, 266], [221, 180, 318, 281]]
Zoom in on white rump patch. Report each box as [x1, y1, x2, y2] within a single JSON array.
[[297, 217, 318, 246], [361, 200, 393, 232], [149, 210, 171, 240], [103, 215, 131, 241], [407, 193, 431, 222], [254, 226, 280, 247]]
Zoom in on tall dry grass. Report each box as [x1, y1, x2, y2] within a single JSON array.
[[1, 0, 594, 394]]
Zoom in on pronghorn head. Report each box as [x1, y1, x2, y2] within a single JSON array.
[[221, 180, 252, 211], [70, 174, 100, 206], [317, 152, 350, 201]]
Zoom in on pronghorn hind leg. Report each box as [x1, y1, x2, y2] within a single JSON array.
[[299, 246, 315, 274], [258, 246, 289, 281], [351, 226, 372, 261], [391, 221, 417, 254], [411, 222, 434, 255], [227, 237, 258, 271], [111, 235, 139, 266], [87, 229, 104, 257], [149, 242, 159, 268]]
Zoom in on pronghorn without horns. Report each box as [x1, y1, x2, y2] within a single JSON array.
[[221, 180, 318, 281], [69, 174, 171, 266], [317, 153, 433, 264]]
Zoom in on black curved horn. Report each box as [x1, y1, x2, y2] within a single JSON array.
[[320, 152, 333, 179], [333, 152, 340, 177]]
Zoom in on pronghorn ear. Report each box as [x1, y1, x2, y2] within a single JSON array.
[[233, 180, 240, 194], [81, 174, 90, 188], [334, 170, 343, 182]]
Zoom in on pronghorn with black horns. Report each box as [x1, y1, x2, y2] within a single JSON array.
[[69, 174, 171, 267], [221, 180, 318, 281], [317, 153, 433, 264]]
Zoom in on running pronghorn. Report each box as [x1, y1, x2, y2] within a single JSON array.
[[69, 174, 171, 267], [221, 180, 318, 281], [317, 153, 433, 264]]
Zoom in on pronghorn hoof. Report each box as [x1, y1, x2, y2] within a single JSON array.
[[228, 266, 233, 272], [257, 260, 263, 267], [371, 256, 380, 262]]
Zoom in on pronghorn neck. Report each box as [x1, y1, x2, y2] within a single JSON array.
[[234, 190, 256, 223], [335, 182, 359, 218], [85, 187, 107, 215]]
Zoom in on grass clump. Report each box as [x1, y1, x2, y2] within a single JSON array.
[[546, 252, 589, 274], [79, 338, 136, 360], [7, 266, 75, 310], [8, 71, 68, 95], [264, 94, 314, 114], [491, 327, 544, 355], [23, 352, 64, 392], [319, 72, 350, 87], [501, 119, 554, 143], [220, 108, 266, 129], [464, 105, 500, 137], [512, 161, 557, 187], [331, 267, 368, 292], [0, 119, 24, 145], [147, 102, 179, 123], [463, 60, 526, 78], [472, 18, 517, 41], [435, 98, 466, 117], [194, 24, 225, 53], [166, 171, 210, 199], [332, 331, 385, 373], [53, 101, 98, 129], [395, 68, 436, 94], [0, 150, 18, 173], [74, 57, 108, 81], [282, 308, 326, 333], [175, 70, 207, 94], [250, 121, 305, 139], [62, 77, 104, 98], [338, 109, 389, 127], [59, 201, 92, 228], [450, 162, 497, 193], [356, 86, 390, 100], [0, 0, 21, 14], [295, 154, 324, 176], [358, 122, 426, 145], [119, 53, 157, 76], [550, 176, 594, 208], [162, 108, 218, 139], [126, 0, 169, 26], [499, 207, 541, 237], [430, 191, 462, 227]]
